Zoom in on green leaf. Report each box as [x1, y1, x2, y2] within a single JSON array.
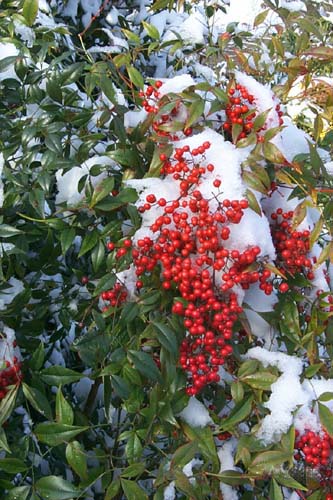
[[125, 431, 143, 464], [142, 21, 160, 40], [22, 0, 39, 26], [30, 341, 45, 371], [46, 79, 62, 103], [269, 478, 283, 500], [221, 397, 253, 431], [91, 240, 106, 272], [274, 472, 307, 490], [174, 470, 201, 500], [120, 478, 148, 500], [105, 479, 121, 500], [0, 56, 18, 73], [318, 402, 333, 437], [217, 470, 250, 486], [22, 383, 53, 420], [254, 8, 269, 27], [0, 224, 23, 238], [60, 227, 76, 254], [0, 428, 10, 453], [304, 363, 323, 378], [185, 98, 205, 129], [90, 176, 115, 207], [111, 374, 131, 399], [241, 371, 278, 391], [230, 381, 244, 403], [153, 321, 178, 357], [0, 458, 28, 473], [65, 441, 87, 479], [6, 486, 30, 500], [78, 230, 99, 257], [127, 66, 144, 89], [249, 450, 292, 474], [36, 476, 81, 500], [171, 441, 199, 469], [319, 392, 333, 402], [263, 141, 286, 164], [35, 423, 88, 446], [128, 350, 162, 383], [121, 462, 146, 478], [56, 388, 74, 425], [41, 366, 84, 385], [182, 423, 219, 472], [0, 386, 18, 426], [45, 134, 62, 155]]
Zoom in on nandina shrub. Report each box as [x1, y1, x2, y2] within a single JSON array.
[[1, 1, 333, 500]]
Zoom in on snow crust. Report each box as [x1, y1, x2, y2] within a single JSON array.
[[178, 397, 213, 427], [56, 155, 114, 206]]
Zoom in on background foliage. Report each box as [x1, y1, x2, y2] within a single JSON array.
[[1, 0, 333, 499]]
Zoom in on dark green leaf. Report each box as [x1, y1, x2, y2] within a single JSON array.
[[153, 321, 178, 357], [36, 476, 81, 500], [56, 388, 74, 425], [120, 478, 148, 500], [78, 230, 99, 257], [41, 366, 83, 385], [0, 458, 28, 473], [128, 350, 162, 383], [35, 423, 88, 446], [23, 383, 53, 420], [65, 441, 87, 479], [0, 386, 18, 426]]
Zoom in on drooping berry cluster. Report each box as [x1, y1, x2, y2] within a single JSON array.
[[294, 428, 333, 468], [0, 357, 22, 400], [270, 208, 314, 281], [223, 84, 283, 143], [294, 428, 333, 496], [101, 282, 128, 309], [127, 143, 277, 394]]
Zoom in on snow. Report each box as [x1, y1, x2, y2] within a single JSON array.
[[0, 278, 24, 311], [0, 42, 20, 81], [159, 75, 196, 96], [182, 458, 203, 483], [178, 397, 213, 427], [163, 481, 176, 500], [218, 439, 239, 500], [0, 326, 18, 363], [279, 0, 306, 11], [56, 155, 114, 206]]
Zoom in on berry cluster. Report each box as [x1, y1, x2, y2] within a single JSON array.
[[101, 282, 128, 309], [223, 84, 283, 143], [0, 357, 22, 400], [128, 143, 277, 394], [139, 81, 192, 140], [270, 208, 314, 281], [294, 428, 333, 495]]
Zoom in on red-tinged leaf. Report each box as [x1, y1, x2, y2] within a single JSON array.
[[263, 141, 286, 164], [304, 46, 333, 59]]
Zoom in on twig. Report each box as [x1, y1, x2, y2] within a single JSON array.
[[79, 0, 111, 39]]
